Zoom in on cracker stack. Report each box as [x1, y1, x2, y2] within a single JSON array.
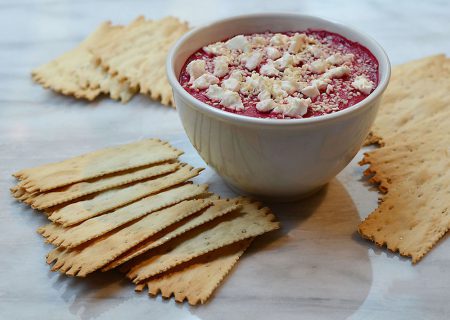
[[360, 55, 450, 263], [32, 17, 189, 106], [11, 139, 279, 305]]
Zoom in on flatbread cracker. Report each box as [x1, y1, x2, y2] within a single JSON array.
[[10, 186, 32, 201], [127, 199, 279, 283], [31, 22, 135, 102], [359, 124, 450, 262], [22, 162, 180, 209], [102, 198, 240, 271], [140, 239, 253, 305], [14, 139, 183, 192], [46, 200, 212, 277], [359, 55, 450, 263], [39, 183, 208, 248], [47, 165, 202, 226], [91, 16, 189, 106], [365, 54, 448, 146]]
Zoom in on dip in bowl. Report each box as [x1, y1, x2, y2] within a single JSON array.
[[167, 13, 390, 200]]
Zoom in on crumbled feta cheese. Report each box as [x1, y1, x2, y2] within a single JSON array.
[[186, 59, 206, 83], [326, 84, 334, 94], [213, 56, 229, 78], [311, 78, 329, 91], [344, 53, 355, 62], [222, 77, 240, 92], [256, 99, 276, 112], [203, 42, 228, 56], [206, 84, 224, 100], [297, 81, 308, 90], [266, 47, 282, 60], [287, 97, 311, 116], [252, 36, 268, 46], [271, 82, 288, 100], [301, 85, 320, 98], [281, 80, 299, 95], [323, 66, 350, 80], [258, 90, 271, 101], [288, 33, 308, 54], [226, 35, 250, 52], [282, 67, 300, 81], [273, 97, 311, 117], [326, 54, 344, 66], [192, 73, 219, 89], [244, 50, 263, 71], [229, 70, 243, 81], [325, 53, 354, 65], [260, 60, 280, 76], [220, 91, 244, 111], [307, 45, 322, 58], [274, 52, 294, 71], [247, 74, 264, 88], [270, 34, 289, 46], [309, 59, 328, 74], [351, 75, 374, 94], [240, 74, 264, 96]]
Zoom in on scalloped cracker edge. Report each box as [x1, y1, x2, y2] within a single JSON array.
[[46, 200, 212, 277], [127, 198, 279, 283], [364, 54, 448, 146], [46, 164, 202, 226], [20, 162, 180, 209], [91, 16, 189, 106], [13, 139, 183, 192], [139, 239, 253, 305], [31, 22, 135, 102], [359, 55, 450, 263], [102, 198, 241, 271], [38, 183, 208, 248]]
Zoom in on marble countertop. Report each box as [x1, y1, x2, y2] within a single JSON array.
[[1, 1, 449, 319]]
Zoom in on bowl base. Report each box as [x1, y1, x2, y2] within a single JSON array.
[[225, 182, 326, 203]]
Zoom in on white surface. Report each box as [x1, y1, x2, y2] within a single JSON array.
[[169, 13, 390, 198], [0, 1, 449, 320]]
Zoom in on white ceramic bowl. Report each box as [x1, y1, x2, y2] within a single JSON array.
[[167, 13, 390, 200]]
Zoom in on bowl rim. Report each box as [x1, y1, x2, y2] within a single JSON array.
[[166, 13, 391, 127]]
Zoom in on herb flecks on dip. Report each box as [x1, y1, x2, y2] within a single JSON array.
[[179, 31, 379, 119]]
